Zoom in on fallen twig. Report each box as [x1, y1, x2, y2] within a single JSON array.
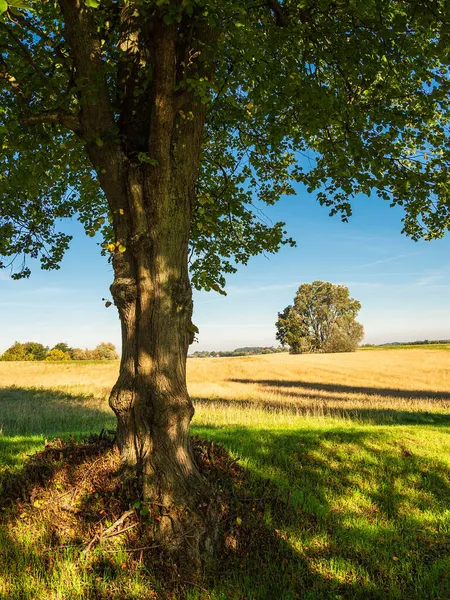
[[83, 509, 136, 553], [102, 522, 138, 540]]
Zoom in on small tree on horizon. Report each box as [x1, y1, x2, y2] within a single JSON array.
[[94, 342, 120, 360], [51, 342, 74, 358], [276, 282, 364, 354]]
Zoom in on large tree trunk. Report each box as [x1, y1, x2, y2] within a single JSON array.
[[105, 25, 212, 560], [107, 157, 212, 564], [109, 161, 200, 506]]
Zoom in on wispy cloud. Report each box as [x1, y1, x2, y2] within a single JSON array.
[[334, 234, 392, 243], [415, 269, 449, 287], [337, 275, 450, 291], [357, 252, 419, 270], [199, 322, 272, 329], [1, 286, 80, 301], [0, 301, 93, 309]]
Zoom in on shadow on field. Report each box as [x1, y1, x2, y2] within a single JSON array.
[[3, 425, 449, 600], [193, 396, 450, 425], [230, 379, 450, 401], [193, 424, 450, 600]]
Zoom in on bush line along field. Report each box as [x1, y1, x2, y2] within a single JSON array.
[[0, 348, 449, 599]]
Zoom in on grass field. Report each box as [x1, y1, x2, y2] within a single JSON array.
[[0, 348, 449, 599]]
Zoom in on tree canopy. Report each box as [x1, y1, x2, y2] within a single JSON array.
[[276, 281, 364, 353], [1, 0, 449, 285]]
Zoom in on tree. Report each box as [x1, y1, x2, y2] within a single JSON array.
[[1, 0, 449, 553], [45, 348, 70, 361], [51, 342, 74, 357], [71, 348, 88, 361], [1, 341, 31, 361], [1, 341, 48, 361], [94, 342, 120, 360], [276, 282, 364, 353]]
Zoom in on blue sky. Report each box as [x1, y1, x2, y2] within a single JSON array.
[[1, 183, 449, 353]]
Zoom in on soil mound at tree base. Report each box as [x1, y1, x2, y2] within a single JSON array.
[[0, 434, 294, 599]]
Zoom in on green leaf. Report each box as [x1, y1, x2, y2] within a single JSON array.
[[137, 152, 158, 165], [8, 0, 33, 8], [0, 0, 8, 14], [85, 0, 100, 7]]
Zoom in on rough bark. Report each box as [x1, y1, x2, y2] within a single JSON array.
[[108, 157, 201, 507]]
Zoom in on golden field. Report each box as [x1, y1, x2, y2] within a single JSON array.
[[0, 347, 448, 426]]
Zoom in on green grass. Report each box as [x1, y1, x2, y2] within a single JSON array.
[[360, 343, 450, 351], [0, 387, 115, 473], [192, 422, 450, 599], [1, 380, 450, 599]]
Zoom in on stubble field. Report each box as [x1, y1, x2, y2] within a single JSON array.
[[0, 347, 449, 599]]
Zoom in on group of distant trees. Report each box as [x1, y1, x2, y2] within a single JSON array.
[[189, 346, 289, 358], [0, 342, 119, 361]]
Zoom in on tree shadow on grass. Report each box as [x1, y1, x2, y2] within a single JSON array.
[[0, 438, 145, 600], [0, 431, 321, 600], [230, 379, 450, 402], [0, 386, 116, 513], [193, 395, 450, 426], [194, 424, 450, 600]]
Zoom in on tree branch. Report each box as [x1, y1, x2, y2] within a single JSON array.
[[57, 0, 117, 140], [267, 0, 289, 27], [21, 111, 81, 133]]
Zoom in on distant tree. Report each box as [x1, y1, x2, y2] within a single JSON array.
[[71, 348, 87, 361], [45, 348, 70, 361], [68, 343, 118, 360], [275, 306, 310, 354], [94, 343, 119, 360], [276, 282, 364, 354], [1, 341, 48, 361], [1, 341, 28, 361], [22, 341, 49, 360], [321, 317, 365, 354], [51, 342, 74, 358]]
